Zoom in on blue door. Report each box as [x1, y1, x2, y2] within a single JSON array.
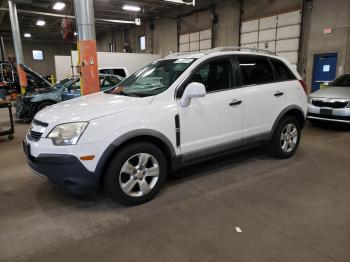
[[311, 53, 337, 92]]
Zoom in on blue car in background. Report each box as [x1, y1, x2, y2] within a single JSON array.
[[16, 73, 122, 120]]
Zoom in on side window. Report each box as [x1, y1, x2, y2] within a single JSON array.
[[113, 69, 126, 77], [99, 76, 105, 86], [270, 59, 296, 81], [69, 80, 80, 91], [187, 58, 233, 93], [102, 76, 121, 88], [237, 55, 274, 85], [99, 69, 112, 75]]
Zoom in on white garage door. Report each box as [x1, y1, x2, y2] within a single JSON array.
[[179, 29, 212, 53], [240, 10, 301, 65]]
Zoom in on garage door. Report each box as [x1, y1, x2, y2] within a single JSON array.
[[240, 10, 301, 65], [179, 29, 212, 53]]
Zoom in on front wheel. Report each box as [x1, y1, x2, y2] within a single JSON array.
[[269, 116, 301, 159], [104, 142, 167, 206]]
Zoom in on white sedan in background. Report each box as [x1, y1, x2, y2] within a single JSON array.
[[307, 74, 350, 124]]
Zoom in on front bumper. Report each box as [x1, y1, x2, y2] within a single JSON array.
[[23, 141, 100, 194], [307, 104, 350, 123]]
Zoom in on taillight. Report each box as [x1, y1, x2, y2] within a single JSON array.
[[298, 80, 308, 94]]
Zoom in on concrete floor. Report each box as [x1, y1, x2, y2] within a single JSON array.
[[0, 116, 350, 262]]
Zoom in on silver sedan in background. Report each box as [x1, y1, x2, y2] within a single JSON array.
[[307, 74, 350, 124]]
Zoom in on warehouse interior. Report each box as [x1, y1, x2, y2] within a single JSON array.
[[0, 0, 350, 261]]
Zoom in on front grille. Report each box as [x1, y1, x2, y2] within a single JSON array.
[[312, 100, 349, 109], [28, 130, 43, 142], [32, 119, 49, 127]]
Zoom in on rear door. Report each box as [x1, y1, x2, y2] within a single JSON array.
[[236, 55, 285, 138]]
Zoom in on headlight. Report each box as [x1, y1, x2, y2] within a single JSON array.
[[47, 122, 88, 146], [307, 96, 313, 104]]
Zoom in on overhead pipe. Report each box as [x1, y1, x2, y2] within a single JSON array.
[[0, 7, 139, 25], [8, 0, 27, 94]]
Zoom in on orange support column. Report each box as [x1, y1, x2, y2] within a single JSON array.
[[74, 0, 99, 96], [17, 65, 27, 94], [78, 40, 99, 95]]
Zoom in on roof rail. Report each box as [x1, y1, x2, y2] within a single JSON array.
[[205, 46, 276, 55], [165, 51, 203, 58], [164, 46, 276, 59]]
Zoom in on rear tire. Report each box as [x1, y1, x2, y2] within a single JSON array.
[[269, 116, 301, 159], [104, 142, 167, 206]]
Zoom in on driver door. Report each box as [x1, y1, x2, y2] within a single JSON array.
[[177, 57, 243, 155]]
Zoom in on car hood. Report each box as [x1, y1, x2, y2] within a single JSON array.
[[24, 87, 61, 98], [35, 92, 153, 124], [310, 86, 350, 100], [21, 64, 53, 89]]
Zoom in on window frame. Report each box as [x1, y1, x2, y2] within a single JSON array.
[[32, 50, 44, 61], [175, 55, 237, 99]]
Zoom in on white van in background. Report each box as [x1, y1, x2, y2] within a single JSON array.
[[99, 67, 129, 78]]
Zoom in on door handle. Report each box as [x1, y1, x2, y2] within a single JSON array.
[[229, 99, 242, 106], [274, 91, 284, 97]]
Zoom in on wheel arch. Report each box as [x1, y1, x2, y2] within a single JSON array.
[[96, 130, 178, 187], [271, 105, 306, 139]]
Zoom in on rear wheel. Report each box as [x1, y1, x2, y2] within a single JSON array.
[[269, 116, 301, 159], [104, 142, 167, 206]]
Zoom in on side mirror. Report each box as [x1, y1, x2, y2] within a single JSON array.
[[180, 82, 206, 107]]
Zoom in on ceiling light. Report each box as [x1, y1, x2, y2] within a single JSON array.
[[74, 32, 77, 36], [123, 4, 141, 12], [24, 33, 31, 38], [53, 2, 66, 10], [36, 20, 46, 26], [163, 0, 195, 5]]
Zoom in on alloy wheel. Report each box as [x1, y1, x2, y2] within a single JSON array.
[[119, 153, 160, 197], [280, 123, 298, 153]]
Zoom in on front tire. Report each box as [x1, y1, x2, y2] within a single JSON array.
[[104, 142, 167, 206], [269, 116, 301, 159]]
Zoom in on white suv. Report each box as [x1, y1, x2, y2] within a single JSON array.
[[23, 48, 307, 205]]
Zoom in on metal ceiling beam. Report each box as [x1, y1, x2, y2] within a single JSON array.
[[0, 7, 139, 24]]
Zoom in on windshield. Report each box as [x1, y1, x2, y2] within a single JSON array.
[[54, 77, 78, 90], [329, 74, 350, 87], [106, 58, 195, 97]]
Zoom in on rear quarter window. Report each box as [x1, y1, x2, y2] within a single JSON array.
[[270, 58, 296, 81], [237, 55, 275, 85]]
